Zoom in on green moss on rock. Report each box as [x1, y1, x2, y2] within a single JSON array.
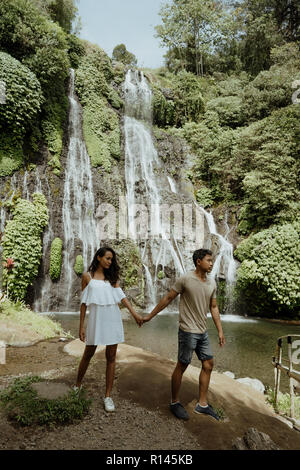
[[74, 255, 84, 276], [49, 238, 63, 281]]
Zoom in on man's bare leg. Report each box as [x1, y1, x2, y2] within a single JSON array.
[[198, 358, 214, 406], [171, 361, 188, 403]]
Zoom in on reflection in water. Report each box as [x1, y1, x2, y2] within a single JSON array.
[[48, 312, 300, 393]]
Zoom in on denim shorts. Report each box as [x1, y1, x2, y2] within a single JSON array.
[[178, 328, 213, 364]]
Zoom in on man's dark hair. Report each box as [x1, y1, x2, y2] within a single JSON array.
[[192, 249, 213, 267]]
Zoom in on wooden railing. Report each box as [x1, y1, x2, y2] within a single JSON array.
[[272, 334, 300, 421]]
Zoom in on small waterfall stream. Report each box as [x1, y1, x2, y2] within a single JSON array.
[[197, 204, 238, 284]]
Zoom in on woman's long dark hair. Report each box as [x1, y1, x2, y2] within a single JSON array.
[[88, 246, 120, 286]]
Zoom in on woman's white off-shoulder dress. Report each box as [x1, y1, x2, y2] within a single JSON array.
[[81, 275, 126, 346]]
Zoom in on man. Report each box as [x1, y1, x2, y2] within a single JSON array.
[[143, 249, 225, 421]]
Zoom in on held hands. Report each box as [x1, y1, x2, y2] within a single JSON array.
[[132, 313, 152, 327], [133, 313, 144, 328]]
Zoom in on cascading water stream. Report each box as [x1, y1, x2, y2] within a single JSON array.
[[196, 204, 238, 284], [123, 70, 186, 309], [59, 68, 98, 310], [123, 70, 237, 311]]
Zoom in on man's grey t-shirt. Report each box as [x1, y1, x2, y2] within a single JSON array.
[[172, 271, 217, 334]]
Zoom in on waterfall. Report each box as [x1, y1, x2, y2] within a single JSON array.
[[123, 70, 187, 309], [34, 68, 98, 312], [196, 204, 238, 284], [59, 69, 98, 310], [9, 68, 99, 312], [33, 173, 56, 312], [123, 70, 237, 311]]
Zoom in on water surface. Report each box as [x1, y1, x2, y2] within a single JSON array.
[[48, 312, 300, 393]]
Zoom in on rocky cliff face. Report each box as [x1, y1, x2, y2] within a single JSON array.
[[0, 71, 239, 313]]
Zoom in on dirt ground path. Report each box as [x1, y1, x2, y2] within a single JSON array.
[[0, 339, 299, 451]]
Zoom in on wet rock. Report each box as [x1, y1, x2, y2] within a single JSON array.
[[236, 377, 265, 394], [232, 427, 280, 450], [223, 371, 235, 379]]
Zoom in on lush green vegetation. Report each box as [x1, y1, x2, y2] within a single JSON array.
[[152, 1, 300, 318], [2, 193, 49, 300], [146, 69, 205, 127], [75, 42, 123, 172], [0, 0, 76, 176], [156, 0, 299, 77], [112, 43, 137, 67], [235, 221, 300, 317], [0, 376, 91, 426], [266, 388, 300, 420]]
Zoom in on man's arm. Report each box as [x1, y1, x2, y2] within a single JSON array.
[[210, 298, 225, 347], [143, 289, 179, 322]]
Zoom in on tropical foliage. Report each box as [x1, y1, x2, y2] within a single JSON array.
[[112, 44, 137, 67], [152, 1, 300, 317], [2, 193, 49, 300], [75, 43, 122, 172], [235, 221, 300, 317]]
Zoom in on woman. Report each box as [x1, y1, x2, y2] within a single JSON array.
[[74, 246, 143, 412]]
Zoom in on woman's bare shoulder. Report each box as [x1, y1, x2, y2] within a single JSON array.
[[82, 271, 91, 288]]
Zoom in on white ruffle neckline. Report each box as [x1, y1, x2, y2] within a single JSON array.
[[81, 279, 126, 306]]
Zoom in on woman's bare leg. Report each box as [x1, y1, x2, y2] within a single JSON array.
[[76, 345, 97, 387], [105, 344, 118, 397]]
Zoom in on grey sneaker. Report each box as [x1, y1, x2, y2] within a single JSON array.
[[170, 402, 189, 420], [194, 403, 220, 421], [103, 397, 115, 412]]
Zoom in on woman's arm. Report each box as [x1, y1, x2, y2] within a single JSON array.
[[121, 297, 143, 327], [114, 280, 143, 327], [79, 273, 89, 341]]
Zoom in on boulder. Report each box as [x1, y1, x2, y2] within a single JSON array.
[[236, 377, 265, 393], [0, 318, 44, 347], [232, 427, 280, 450], [223, 371, 235, 379]]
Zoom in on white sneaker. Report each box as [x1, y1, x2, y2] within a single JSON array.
[[103, 397, 115, 412]]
